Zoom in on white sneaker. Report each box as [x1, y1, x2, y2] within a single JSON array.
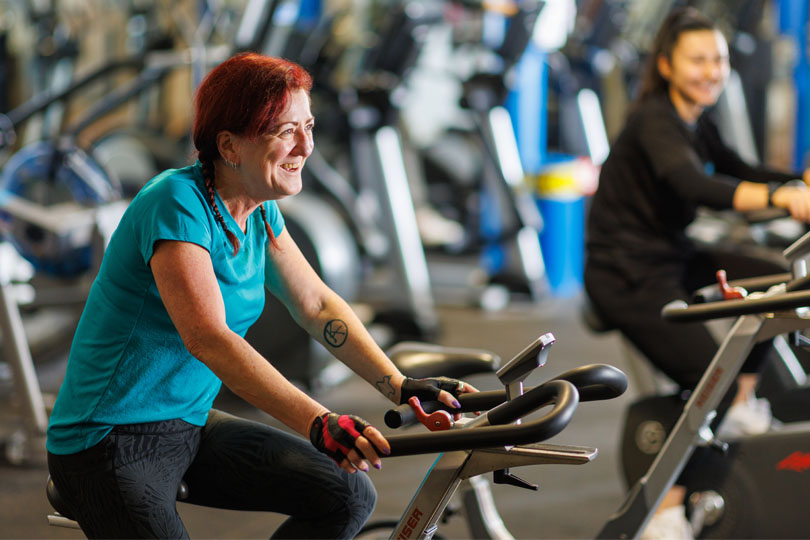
[[715, 396, 773, 439], [415, 207, 465, 247], [640, 505, 694, 540]]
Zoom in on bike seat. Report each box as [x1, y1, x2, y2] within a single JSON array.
[[46, 476, 189, 523], [46, 476, 74, 521], [387, 341, 501, 379], [580, 299, 615, 334]]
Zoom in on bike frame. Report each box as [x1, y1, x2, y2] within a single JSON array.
[[390, 441, 596, 540], [598, 299, 810, 538]]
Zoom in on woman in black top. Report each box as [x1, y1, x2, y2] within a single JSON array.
[[585, 8, 810, 392], [585, 9, 810, 537]]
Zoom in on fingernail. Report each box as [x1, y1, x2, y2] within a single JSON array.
[[383, 446, 391, 455], [374, 462, 381, 470], [452, 399, 461, 408]]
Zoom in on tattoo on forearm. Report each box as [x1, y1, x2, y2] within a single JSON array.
[[376, 374, 396, 399], [323, 319, 348, 347]]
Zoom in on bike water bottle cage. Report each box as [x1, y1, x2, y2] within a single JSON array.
[[309, 412, 370, 465]]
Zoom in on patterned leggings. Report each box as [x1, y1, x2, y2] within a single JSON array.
[[47, 409, 377, 539]]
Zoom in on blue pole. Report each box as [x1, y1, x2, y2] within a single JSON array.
[[296, 0, 321, 29], [777, 0, 810, 170], [506, 41, 548, 175]]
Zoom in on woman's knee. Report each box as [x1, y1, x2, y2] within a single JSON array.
[[326, 472, 377, 537], [349, 471, 377, 521]]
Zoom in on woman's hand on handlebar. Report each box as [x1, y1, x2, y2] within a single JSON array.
[[771, 184, 810, 222], [309, 412, 391, 473], [399, 376, 479, 420]]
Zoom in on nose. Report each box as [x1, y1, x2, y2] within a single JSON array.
[[293, 129, 314, 158], [707, 58, 727, 80]]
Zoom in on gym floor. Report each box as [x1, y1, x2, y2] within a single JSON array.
[[1, 295, 636, 539]]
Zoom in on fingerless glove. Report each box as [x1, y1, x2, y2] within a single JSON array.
[[399, 376, 463, 405], [309, 412, 371, 465]]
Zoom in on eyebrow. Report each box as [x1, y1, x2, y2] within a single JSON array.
[[276, 117, 315, 128]]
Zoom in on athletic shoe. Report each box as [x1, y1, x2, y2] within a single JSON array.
[[715, 396, 773, 439], [415, 206, 465, 247], [640, 505, 693, 540]]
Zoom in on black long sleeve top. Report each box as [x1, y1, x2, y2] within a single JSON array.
[[586, 93, 797, 281]]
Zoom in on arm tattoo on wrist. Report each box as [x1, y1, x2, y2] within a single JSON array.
[[323, 319, 348, 347], [376, 374, 396, 399]]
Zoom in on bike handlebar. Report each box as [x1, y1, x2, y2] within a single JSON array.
[[662, 289, 810, 323], [382, 364, 627, 457], [384, 363, 626, 429], [385, 379, 578, 457]]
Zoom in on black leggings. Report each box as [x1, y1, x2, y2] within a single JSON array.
[[47, 410, 377, 539], [584, 249, 781, 391]]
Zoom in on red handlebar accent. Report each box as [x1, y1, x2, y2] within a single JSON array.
[[716, 269, 747, 300], [408, 397, 454, 431]]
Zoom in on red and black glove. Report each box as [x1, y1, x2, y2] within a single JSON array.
[[399, 376, 464, 405], [309, 412, 372, 465]]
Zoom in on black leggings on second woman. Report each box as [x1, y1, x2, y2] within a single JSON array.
[[47, 409, 377, 539], [584, 249, 781, 391]]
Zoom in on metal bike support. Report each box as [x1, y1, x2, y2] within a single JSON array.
[[372, 126, 438, 332], [0, 269, 48, 458], [596, 311, 810, 539], [391, 443, 596, 540]]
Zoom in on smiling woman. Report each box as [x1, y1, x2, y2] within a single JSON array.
[[583, 7, 810, 539], [657, 28, 730, 123], [192, 54, 314, 253], [44, 52, 477, 539]]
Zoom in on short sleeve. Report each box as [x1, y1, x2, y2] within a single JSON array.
[[131, 175, 214, 265]]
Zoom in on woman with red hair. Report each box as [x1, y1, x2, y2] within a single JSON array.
[[46, 52, 474, 539]]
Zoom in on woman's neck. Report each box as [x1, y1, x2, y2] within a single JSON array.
[[668, 87, 703, 124], [213, 161, 260, 231]]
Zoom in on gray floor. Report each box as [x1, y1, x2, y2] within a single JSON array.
[[0, 295, 639, 539]]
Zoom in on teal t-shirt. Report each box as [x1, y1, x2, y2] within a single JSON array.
[[46, 163, 284, 455]]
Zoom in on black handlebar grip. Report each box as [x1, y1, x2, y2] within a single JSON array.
[[384, 390, 509, 429], [548, 364, 628, 402], [385, 380, 578, 457], [662, 290, 810, 322], [384, 365, 628, 428]]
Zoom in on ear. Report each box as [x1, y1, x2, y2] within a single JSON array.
[[216, 131, 240, 164], [657, 54, 672, 81]]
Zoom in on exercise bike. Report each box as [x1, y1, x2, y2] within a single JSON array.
[[594, 230, 810, 539], [358, 332, 628, 539]]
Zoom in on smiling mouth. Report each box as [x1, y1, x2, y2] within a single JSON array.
[[281, 163, 300, 173]]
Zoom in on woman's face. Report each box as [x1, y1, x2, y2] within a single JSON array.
[[238, 89, 314, 200], [658, 29, 730, 117]]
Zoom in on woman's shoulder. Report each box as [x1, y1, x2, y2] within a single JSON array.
[[626, 94, 681, 128], [135, 163, 206, 204]]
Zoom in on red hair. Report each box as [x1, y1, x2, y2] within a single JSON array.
[[192, 53, 313, 254]]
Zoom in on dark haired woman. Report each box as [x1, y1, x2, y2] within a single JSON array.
[[584, 7, 810, 539], [46, 52, 474, 539]]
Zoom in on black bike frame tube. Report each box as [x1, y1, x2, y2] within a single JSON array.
[[6, 57, 146, 128]]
